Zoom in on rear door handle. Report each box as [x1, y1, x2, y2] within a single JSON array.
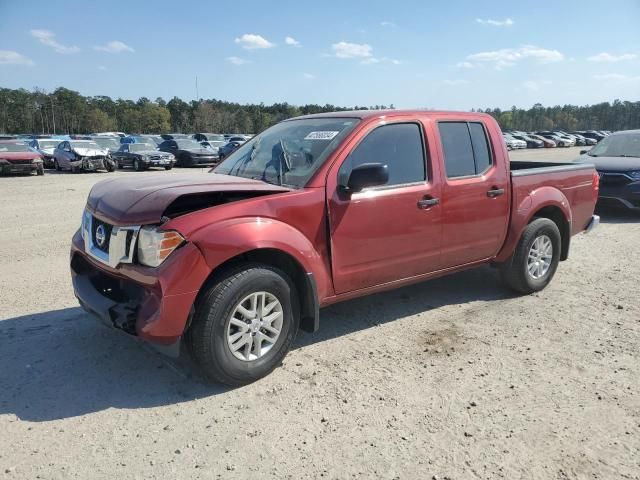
[[487, 188, 505, 198], [417, 198, 440, 209]]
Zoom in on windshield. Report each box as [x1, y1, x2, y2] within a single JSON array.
[[92, 137, 120, 149], [37, 140, 60, 149], [588, 133, 640, 158], [71, 141, 101, 150], [214, 117, 360, 188], [176, 139, 202, 149], [130, 143, 156, 152], [0, 142, 30, 152]]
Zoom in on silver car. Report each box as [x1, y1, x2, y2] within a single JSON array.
[[52, 140, 115, 172], [30, 138, 63, 168]]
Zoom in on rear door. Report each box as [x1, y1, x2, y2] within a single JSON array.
[[327, 120, 443, 294], [436, 120, 510, 266]]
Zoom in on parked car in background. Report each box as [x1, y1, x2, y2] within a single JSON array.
[[30, 138, 62, 168], [113, 143, 175, 171], [569, 132, 597, 146], [70, 110, 599, 385], [158, 138, 218, 167], [122, 135, 164, 146], [91, 136, 121, 155], [161, 133, 190, 140], [512, 134, 544, 148], [94, 131, 126, 138], [52, 140, 114, 172], [193, 133, 226, 154], [217, 139, 244, 160], [538, 133, 572, 147], [528, 134, 557, 148], [503, 134, 527, 150], [578, 130, 607, 142], [575, 129, 640, 210], [0, 140, 44, 175]]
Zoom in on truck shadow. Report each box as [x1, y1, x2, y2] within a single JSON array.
[[295, 266, 511, 349], [0, 267, 510, 422]]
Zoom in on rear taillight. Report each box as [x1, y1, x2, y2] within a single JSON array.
[[592, 170, 600, 202]]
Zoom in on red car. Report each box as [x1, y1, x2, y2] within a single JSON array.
[[0, 140, 44, 175], [71, 110, 599, 385]]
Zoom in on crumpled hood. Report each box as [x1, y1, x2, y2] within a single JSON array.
[[574, 155, 640, 172], [39, 147, 55, 155], [73, 147, 108, 157], [87, 173, 291, 225]]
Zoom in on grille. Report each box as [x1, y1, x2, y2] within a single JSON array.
[[9, 159, 33, 165], [91, 217, 113, 253]]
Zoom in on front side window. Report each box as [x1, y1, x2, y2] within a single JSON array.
[[340, 123, 426, 187], [439, 121, 493, 178], [215, 117, 360, 188]]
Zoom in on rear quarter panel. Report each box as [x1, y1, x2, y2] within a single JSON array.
[[496, 166, 596, 262]]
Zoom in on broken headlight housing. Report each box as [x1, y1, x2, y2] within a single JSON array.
[[137, 226, 185, 267]]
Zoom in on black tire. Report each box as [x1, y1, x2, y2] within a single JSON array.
[[54, 159, 61, 171], [185, 264, 299, 385], [164, 165, 173, 170], [133, 159, 143, 172], [36, 165, 44, 176], [499, 218, 561, 294], [105, 160, 115, 172]]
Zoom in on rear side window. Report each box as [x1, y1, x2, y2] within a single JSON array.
[[343, 123, 426, 187], [438, 121, 493, 178]]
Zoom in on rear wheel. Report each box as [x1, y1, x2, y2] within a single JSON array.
[[185, 265, 299, 385], [499, 218, 561, 294]]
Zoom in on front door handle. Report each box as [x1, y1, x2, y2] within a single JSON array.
[[487, 188, 505, 198], [417, 197, 440, 209]]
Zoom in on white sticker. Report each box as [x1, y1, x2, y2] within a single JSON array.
[[304, 131, 339, 140]]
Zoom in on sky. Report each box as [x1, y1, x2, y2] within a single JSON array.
[[0, 0, 639, 110]]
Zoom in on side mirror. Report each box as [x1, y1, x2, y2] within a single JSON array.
[[580, 149, 588, 155], [342, 163, 389, 192]]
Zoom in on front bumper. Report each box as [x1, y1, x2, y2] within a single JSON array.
[[186, 155, 218, 166], [598, 174, 640, 209], [0, 162, 39, 174], [70, 229, 211, 346]]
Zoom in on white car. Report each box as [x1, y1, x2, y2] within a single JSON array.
[[52, 140, 115, 172], [30, 138, 63, 168], [503, 134, 527, 150]]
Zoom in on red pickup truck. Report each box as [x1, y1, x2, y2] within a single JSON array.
[[70, 110, 599, 385]]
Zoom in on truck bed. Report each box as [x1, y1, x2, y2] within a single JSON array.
[[509, 160, 597, 235]]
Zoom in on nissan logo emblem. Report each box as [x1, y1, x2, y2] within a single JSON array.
[[95, 224, 107, 248]]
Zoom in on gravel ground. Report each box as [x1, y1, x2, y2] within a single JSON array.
[[1, 147, 638, 479]]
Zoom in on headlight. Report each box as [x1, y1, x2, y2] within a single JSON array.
[[137, 226, 184, 267], [81, 209, 91, 240], [168, 154, 175, 160], [32, 157, 43, 163], [141, 155, 149, 161], [627, 171, 640, 180]]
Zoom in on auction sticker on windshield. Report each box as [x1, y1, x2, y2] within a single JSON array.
[[304, 131, 339, 140]]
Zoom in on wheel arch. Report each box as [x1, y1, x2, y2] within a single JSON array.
[[192, 247, 320, 333]]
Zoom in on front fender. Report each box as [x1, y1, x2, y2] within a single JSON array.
[[495, 186, 571, 263], [187, 217, 333, 301]]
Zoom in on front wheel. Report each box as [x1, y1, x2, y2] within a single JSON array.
[[36, 165, 44, 176], [186, 265, 299, 385], [54, 159, 61, 171], [133, 159, 143, 172], [499, 218, 561, 294], [164, 165, 173, 170]]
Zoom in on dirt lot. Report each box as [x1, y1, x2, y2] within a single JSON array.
[[1, 147, 638, 479]]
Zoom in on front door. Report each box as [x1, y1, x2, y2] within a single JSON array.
[[328, 121, 443, 294]]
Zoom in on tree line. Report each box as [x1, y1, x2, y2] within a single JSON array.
[[0, 87, 638, 135]]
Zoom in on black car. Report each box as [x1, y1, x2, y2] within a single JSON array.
[[112, 143, 176, 171], [160, 133, 190, 140], [217, 140, 244, 161], [575, 129, 640, 210], [512, 134, 544, 148], [578, 130, 607, 142], [158, 139, 218, 167]]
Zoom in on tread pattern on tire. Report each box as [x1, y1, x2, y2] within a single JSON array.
[[500, 217, 561, 294], [185, 264, 298, 386]]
